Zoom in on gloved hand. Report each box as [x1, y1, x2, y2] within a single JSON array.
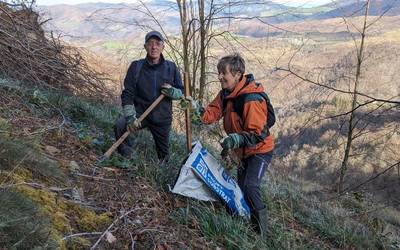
[[188, 96, 202, 110], [123, 105, 141, 132], [161, 84, 183, 100], [180, 96, 204, 125], [179, 96, 199, 109], [220, 133, 243, 150], [126, 116, 141, 132], [190, 111, 203, 125], [221, 148, 242, 170]]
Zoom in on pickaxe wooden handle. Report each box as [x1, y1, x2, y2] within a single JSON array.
[[100, 94, 165, 161]]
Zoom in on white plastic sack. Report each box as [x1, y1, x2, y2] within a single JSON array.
[[171, 149, 218, 202], [172, 141, 250, 217]]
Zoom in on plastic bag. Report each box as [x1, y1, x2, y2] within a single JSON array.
[[172, 141, 250, 217]]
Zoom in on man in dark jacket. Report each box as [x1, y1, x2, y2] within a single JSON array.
[[114, 31, 183, 162]]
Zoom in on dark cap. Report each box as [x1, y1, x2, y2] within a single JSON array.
[[145, 31, 164, 43]]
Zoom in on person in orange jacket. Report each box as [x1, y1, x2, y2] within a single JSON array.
[[193, 53, 274, 238]]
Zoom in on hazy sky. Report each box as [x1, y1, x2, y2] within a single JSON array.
[[35, 0, 332, 7]]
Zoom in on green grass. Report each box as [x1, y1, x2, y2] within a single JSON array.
[[9, 85, 120, 153], [265, 178, 391, 249], [169, 201, 257, 249], [0, 80, 119, 155], [0, 79, 120, 132], [36, 89, 120, 131], [0, 189, 57, 249], [99, 128, 189, 189], [0, 136, 65, 184]]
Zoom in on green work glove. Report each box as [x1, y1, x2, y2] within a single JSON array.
[[190, 111, 203, 125], [179, 96, 198, 109], [123, 105, 141, 132], [220, 133, 244, 150], [161, 85, 183, 100], [191, 102, 204, 125]]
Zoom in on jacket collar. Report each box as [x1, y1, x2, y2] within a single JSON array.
[[224, 74, 260, 99], [145, 53, 165, 67]]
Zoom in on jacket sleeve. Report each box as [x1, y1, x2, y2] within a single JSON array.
[[172, 63, 183, 91], [201, 92, 223, 124], [121, 61, 136, 106], [240, 98, 269, 146]]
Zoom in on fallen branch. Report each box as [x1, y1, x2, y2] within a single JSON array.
[[129, 232, 136, 250], [75, 172, 115, 182], [136, 228, 166, 234], [0, 181, 69, 192], [62, 232, 103, 241]]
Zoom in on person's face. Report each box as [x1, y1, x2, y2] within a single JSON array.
[[218, 65, 241, 91], [144, 37, 164, 61]]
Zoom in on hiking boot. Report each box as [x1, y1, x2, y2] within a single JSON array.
[[251, 207, 270, 239], [118, 146, 133, 159]]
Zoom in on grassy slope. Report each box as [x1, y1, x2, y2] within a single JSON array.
[[0, 78, 398, 249]]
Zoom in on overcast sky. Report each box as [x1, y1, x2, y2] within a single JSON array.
[[35, 0, 332, 7]]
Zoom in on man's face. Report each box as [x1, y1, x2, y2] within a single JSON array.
[[144, 37, 164, 61], [218, 65, 241, 91]]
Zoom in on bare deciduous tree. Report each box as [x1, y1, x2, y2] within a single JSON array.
[[276, 0, 399, 195], [337, 0, 371, 193]]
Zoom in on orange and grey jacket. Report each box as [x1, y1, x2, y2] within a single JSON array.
[[201, 74, 274, 159]]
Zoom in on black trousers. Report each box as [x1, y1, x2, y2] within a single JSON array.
[[114, 116, 171, 161], [238, 151, 273, 213]]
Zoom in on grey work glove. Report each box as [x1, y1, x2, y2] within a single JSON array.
[[184, 96, 202, 111], [161, 84, 183, 100], [123, 105, 141, 132], [180, 96, 204, 125], [220, 133, 244, 150]]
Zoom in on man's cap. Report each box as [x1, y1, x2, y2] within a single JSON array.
[[145, 31, 164, 43]]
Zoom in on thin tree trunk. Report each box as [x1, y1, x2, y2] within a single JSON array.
[[198, 0, 206, 102], [177, 0, 190, 85], [338, 0, 370, 193], [190, 0, 197, 97]]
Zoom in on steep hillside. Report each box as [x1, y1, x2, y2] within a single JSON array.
[[1, 78, 398, 249], [0, 80, 214, 249]]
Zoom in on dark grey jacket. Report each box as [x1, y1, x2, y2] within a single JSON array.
[[121, 54, 183, 125]]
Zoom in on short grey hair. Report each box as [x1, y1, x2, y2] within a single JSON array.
[[217, 53, 245, 76]]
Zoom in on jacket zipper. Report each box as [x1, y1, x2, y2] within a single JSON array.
[[153, 70, 157, 99]]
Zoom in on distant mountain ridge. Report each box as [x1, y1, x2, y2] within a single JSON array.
[[38, 0, 400, 40], [38, 2, 178, 41], [314, 0, 400, 19]]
